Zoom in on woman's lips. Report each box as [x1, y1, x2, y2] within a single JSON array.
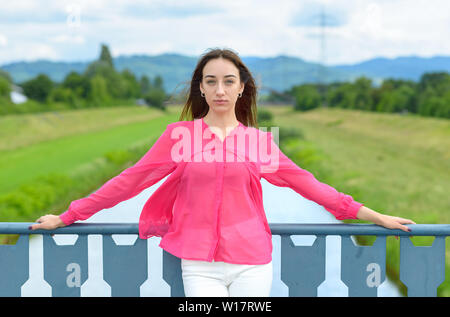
[[214, 100, 227, 104]]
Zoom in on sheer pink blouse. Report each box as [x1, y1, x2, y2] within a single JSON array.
[[59, 117, 363, 264]]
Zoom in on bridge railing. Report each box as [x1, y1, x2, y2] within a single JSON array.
[[0, 223, 448, 297]]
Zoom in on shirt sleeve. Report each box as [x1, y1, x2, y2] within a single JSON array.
[[59, 123, 178, 226], [259, 131, 363, 220]]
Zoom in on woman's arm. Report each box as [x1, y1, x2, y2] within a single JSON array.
[[260, 132, 417, 230], [356, 205, 415, 232], [260, 132, 364, 220], [29, 123, 178, 230]]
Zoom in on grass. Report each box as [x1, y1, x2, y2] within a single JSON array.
[[0, 106, 180, 194], [0, 106, 165, 152]]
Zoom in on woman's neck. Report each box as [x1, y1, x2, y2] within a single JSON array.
[[203, 112, 239, 129]]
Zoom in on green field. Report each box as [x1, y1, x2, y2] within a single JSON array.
[[0, 106, 179, 194], [1, 104, 449, 296]]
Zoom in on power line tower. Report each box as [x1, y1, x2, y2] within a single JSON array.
[[318, 4, 328, 107], [309, 3, 337, 107]]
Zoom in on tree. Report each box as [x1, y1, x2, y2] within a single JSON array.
[[21, 74, 53, 103], [140, 75, 152, 96], [417, 72, 450, 118], [438, 91, 450, 118], [84, 60, 115, 79], [326, 82, 356, 109], [0, 76, 11, 99], [352, 77, 373, 110], [84, 60, 127, 99], [153, 75, 164, 90], [121, 69, 141, 98], [293, 84, 321, 111], [62, 71, 89, 98], [375, 81, 416, 113], [99, 43, 114, 69], [418, 72, 450, 96], [86, 75, 111, 107], [144, 89, 166, 110]]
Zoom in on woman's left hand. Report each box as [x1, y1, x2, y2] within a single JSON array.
[[379, 214, 416, 233]]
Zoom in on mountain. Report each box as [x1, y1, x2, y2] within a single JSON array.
[[1, 54, 449, 96], [333, 55, 450, 84], [1, 60, 86, 85]]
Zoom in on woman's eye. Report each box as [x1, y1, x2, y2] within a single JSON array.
[[206, 80, 234, 84]]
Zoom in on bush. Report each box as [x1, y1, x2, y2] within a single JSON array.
[[48, 87, 77, 105], [257, 109, 273, 123], [0, 173, 73, 222]]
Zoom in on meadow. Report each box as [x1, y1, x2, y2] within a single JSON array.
[[0, 106, 178, 193]]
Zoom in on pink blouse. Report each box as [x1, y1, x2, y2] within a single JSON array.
[[59, 117, 363, 265]]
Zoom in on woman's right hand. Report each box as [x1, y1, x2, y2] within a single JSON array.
[[29, 214, 66, 230]]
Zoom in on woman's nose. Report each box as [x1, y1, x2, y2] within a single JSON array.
[[216, 82, 225, 95]]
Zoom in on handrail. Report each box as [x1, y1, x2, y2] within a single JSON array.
[[1, 222, 449, 236]]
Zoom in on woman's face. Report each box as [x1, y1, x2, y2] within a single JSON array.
[[199, 57, 244, 115]]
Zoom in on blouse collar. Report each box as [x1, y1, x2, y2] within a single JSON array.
[[200, 117, 244, 139]]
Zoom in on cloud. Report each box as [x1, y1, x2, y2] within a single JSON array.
[[123, 2, 223, 19], [48, 34, 85, 44], [0, 0, 448, 65], [0, 34, 7, 46], [28, 44, 61, 61], [0, 43, 60, 63], [290, 1, 348, 28]]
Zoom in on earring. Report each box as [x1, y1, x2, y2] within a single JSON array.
[[201, 92, 205, 97], [238, 93, 242, 98]]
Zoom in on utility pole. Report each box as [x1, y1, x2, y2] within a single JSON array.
[[318, 3, 328, 107]]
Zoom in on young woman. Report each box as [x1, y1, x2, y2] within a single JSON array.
[[30, 48, 415, 297]]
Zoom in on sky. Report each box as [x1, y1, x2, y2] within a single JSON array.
[[0, 0, 449, 66]]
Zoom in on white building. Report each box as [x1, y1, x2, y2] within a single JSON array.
[[10, 84, 27, 104]]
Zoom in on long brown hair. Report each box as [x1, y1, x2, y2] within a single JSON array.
[[178, 47, 259, 127]]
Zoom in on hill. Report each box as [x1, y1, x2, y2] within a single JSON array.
[[2, 54, 449, 96]]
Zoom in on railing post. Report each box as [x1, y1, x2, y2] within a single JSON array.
[[340, 235, 387, 297], [43, 234, 88, 297], [0, 235, 29, 297], [400, 236, 446, 297], [280, 234, 326, 296], [162, 250, 185, 297], [102, 234, 148, 297]]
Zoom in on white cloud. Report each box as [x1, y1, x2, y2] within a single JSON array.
[[28, 44, 61, 61], [0, 34, 7, 46], [49, 34, 85, 44]]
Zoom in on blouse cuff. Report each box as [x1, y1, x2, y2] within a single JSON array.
[[59, 209, 77, 226], [346, 201, 364, 219]]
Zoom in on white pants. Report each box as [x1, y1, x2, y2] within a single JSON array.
[[181, 259, 273, 297]]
